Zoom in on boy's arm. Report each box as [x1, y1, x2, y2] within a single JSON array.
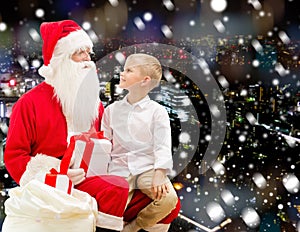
[[152, 168, 169, 200], [151, 106, 173, 200], [153, 106, 173, 173]]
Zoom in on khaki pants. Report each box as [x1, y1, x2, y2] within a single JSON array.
[[126, 169, 178, 228]]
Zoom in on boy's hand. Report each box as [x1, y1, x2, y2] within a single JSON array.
[[152, 169, 169, 200]]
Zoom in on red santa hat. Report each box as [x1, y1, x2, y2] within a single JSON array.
[[38, 20, 93, 78]]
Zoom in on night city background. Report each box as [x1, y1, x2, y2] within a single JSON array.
[[0, 0, 299, 231]]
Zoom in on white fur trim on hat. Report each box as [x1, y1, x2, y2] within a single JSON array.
[[38, 29, 93, 79], [54, 29, 93, 58], [38, 64, 53, 79]]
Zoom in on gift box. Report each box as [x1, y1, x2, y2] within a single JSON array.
[[71, 132, 112, 177], [35, 139, 75, 195], [36, 170, 73, 194]]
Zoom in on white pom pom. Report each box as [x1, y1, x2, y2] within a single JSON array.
[[38, 65, 53, 79]]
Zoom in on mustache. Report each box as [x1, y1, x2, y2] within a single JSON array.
[[74, 60, 96, 69]]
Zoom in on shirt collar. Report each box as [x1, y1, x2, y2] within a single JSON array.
[[122, 95, 150, 109]]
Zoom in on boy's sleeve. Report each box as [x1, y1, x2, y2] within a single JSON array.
[[153, 106, 173, 174]]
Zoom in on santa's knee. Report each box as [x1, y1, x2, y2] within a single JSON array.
[[94, 176, 129, 217], [101, 175, 129, 190]]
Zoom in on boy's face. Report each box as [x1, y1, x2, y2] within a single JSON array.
[[119, 58, 146, 89]]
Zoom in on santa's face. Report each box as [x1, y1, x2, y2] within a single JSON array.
[[71, 47, 92, 63]]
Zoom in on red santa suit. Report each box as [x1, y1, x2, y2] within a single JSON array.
[[4, 81, 128, 230]]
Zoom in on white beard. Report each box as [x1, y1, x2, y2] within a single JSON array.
[[45, 58, 100, 132]]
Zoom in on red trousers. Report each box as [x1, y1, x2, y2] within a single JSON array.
[[76, 175, 129, 217], [77, 175, 180, 225]]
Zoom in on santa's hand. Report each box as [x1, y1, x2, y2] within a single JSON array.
[[67, 168, 86, 185]]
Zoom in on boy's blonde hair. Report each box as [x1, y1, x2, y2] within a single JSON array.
[[126, 53, 162, 84]]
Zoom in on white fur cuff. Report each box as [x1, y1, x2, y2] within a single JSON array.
[[19, 154, 61, 187], [96, 211, 124, 231]]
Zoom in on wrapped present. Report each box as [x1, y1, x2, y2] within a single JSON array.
[[71, 131, 111, 177], [36, 169, 73, 194], [35, 138, 75, 194]]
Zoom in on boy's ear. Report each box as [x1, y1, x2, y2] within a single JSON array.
[[141, 76, 151, 85], [144, 76, 151, 81]]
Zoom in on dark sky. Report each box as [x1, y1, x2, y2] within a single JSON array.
[[1, 0, 298, 28], [0, 0, 299, 75]]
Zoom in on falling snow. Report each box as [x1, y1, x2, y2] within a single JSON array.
[[0, 0, 299, 231]]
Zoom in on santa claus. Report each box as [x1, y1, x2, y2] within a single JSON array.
[[4, 20, 179, 232]]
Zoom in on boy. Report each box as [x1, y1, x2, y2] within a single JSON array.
[[101, 53, 178, 232]]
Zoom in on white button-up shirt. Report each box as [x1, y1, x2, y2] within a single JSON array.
[[101, 95, 173, 177]]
